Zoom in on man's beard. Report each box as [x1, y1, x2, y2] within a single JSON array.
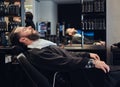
[[26, 33, 40, 41]]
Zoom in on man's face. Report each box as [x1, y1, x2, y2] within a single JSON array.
[[67, 28, 77, 36], [15, 26, 40, 40], [15, 26, 37, 37]]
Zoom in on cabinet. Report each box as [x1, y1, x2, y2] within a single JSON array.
[[81, 0, 106, 41], [0, 0, 25, 46], [111, 45, 120, 65]]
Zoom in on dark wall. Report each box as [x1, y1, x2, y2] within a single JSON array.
[[58, 4, 81, 29]]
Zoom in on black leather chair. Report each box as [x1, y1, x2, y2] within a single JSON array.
[[16, 53, 52, 87], [16, 53, 71, 87]]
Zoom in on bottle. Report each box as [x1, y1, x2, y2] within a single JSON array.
[[56, 23, 60, 46], [81, 31, 84, 48], [8, 0, 20, 16], [0, 0, 6, 16]]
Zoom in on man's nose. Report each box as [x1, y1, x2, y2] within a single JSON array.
[[27, 26, 32, 29], [28, 26, 32, 28]]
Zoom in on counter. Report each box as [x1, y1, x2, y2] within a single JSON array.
[[64, 44, 105, 50], [64, 44, 106, 61], [111, 45, 120, 65]]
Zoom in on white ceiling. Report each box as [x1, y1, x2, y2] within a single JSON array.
[[25, 0, 94, 5], [39, 0, 93, 4], [39, 0, 81, 4], [53, 0, 81, 4]]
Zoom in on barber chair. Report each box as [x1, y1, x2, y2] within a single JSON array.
[[0, 46, 69, 87], [16, 53, 52, 87], [16, 53, 70, 87]]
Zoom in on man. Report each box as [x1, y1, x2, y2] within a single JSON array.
[[10, 26, 119, 87], [10, 26, 109, 72], [66, 28, 105, 45]]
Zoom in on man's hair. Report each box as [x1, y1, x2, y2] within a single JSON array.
[[9, 28, 21, 46], [9, 28, 29, 53], [9, 28, 28, 51]]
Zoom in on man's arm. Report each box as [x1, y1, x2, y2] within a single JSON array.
[[28, 46, 110, 73]]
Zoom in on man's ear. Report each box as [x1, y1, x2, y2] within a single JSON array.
[[19, 37, 26, 42]]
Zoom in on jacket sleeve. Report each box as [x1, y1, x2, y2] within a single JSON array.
[[27, 46, 91, 72]]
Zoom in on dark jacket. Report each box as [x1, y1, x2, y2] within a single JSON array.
[[26, 46, 89, 71], [24, 45, 90, 84], [21, 45, 120, 87], [26, 45, 90, 72]]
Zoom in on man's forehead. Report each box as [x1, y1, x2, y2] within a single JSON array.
[[14, 27, 25, 33], [67, 28, 71, 31], [68, 28, 73, 32]]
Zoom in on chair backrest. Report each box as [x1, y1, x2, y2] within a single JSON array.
[[16, 53, 52, 87]]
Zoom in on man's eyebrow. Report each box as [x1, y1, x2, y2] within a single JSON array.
[[15, 28, 24, 33], [11, 28, 17, 33]]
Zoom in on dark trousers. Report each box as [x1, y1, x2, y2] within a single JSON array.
[[104, 66, 120, 87], [68, 67, 120, 87], [69, 68, 105, 87]]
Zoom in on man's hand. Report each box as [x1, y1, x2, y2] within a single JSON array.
[[93, 60, 110, 73], [89, 53, 100, 60]]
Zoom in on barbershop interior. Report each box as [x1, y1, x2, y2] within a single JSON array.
[[0, 0, 120, 87]]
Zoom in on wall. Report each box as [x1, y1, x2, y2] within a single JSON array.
[[33, 0, 57, 35], [107, 0, 120, 64]]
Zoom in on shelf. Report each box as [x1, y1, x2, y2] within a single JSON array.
[[82, 12, 106, 18], [0, 0, 24, 46], [81, 0, 106, 41], [82, 12, 105, 14]]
